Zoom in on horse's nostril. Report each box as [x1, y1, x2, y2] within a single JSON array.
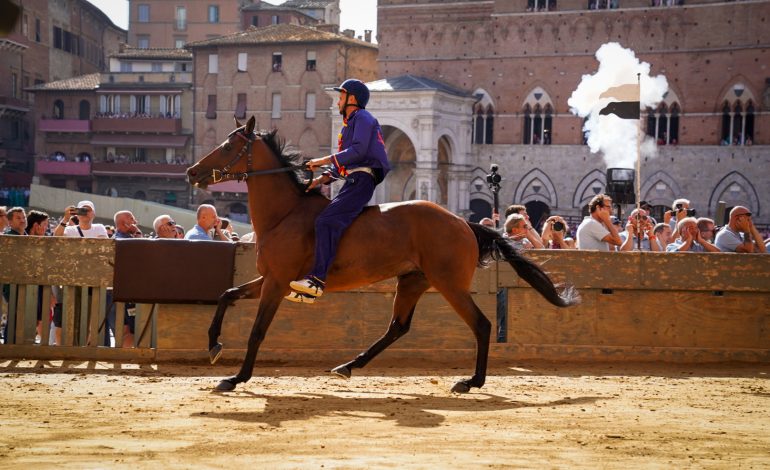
[[189, 169, 197, 177]]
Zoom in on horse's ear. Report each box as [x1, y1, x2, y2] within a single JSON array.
[[234, 117, 243, 128], [245, 116, 256, 135]]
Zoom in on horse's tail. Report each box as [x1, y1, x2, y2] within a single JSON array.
[[467, 222, 580, 308]]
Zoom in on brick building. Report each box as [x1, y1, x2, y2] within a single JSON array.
[[29, 47, 194, 206], [241, 0, 340, 30], [186, 23, 377, 218], [0, 0, 125, 189], [369, 0, 770, 227]]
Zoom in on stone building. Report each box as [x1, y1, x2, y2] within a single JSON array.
[[241, 0, 340, 30], [0, 0, 125, 189], [370, 0, 770, 228], [29, 47, 194, 206], [186, 23, 377, 219]]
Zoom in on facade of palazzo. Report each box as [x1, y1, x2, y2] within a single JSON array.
[[366, 0, 769, 229]]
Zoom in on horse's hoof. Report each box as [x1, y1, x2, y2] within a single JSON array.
[[451, 381, 471, 394], [215, 379, 236, 391], [331, 364, 351, 379], [209, 343, 224, 365]]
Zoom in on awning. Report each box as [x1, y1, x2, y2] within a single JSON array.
[[91, 134, 189, 148]]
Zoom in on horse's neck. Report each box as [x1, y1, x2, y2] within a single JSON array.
[[246, 147, 303, 235]]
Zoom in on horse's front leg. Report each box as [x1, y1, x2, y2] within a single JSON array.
[[209, 277, 263, 364], [215, 277, 283, 391]]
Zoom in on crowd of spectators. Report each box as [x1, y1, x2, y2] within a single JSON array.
[[94, 111, 181, 119], [0, 187, 29, 207], [0, 200, 253, 347], [490, 194, 769, 254]]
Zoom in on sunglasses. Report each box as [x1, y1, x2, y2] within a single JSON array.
[[166, 220, 177, 226]]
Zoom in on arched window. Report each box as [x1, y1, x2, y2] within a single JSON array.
[[522, 87, 554, 145], [523, 104, 552, 145], [523, 104, 532, 145], [484, 105, 494, 144], [471, 89, 495, 145], [646, 102, 680, 145], [472, 103, 494, 144], [721, 100, 754, 146], [527, 0, 556, 11], [53, 100, 64, 119], [78, 100, 90, 120]]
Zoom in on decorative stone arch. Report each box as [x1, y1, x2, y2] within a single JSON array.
[[522, 85, 555, 111], [572, 169, 606, 208], [640, 170, 681, 207], [468, 166, 493, 204], [514, 168, 558, 207], [708, 171, 761, 216], [717, 76, 758, 110], [379, 123, 417, 203]]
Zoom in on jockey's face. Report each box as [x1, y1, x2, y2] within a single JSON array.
[[337, 91, 358, 117]]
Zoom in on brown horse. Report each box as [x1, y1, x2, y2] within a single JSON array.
[[186, 116, 579, 393]]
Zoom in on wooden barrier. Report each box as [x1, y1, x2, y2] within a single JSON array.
[[1, 236, 768, 364]]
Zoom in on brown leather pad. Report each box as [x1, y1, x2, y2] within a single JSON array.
[[114, 239, 235, 304]]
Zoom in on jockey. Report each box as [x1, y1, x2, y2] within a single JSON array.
[[287, 79, 390, 302]]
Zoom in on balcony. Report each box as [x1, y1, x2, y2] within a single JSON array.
[[39, 119, 91, 133], [91, 117, 181, 133], [36, 160, 92, 176], [91, 162, 187, 178]]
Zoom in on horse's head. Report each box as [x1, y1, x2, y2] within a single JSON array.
[[186, 116, 257, 190]]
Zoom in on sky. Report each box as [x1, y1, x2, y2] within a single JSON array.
[[86, 0, 378, 41]]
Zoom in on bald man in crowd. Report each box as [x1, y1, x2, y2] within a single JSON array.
[[184, 204, 229, 241]]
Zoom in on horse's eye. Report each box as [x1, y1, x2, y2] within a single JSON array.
[[223, 142, 232, 151]]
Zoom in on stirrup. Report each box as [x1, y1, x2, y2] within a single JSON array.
[[284, 291, 316, 304], [289, 276, 325, 297]]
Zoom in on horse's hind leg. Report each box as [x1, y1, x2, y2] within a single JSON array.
[[209, 276, 263, 364], [331, 271, 430, 379], [434, 288, 491, 394]]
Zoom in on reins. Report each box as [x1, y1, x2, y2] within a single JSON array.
[[209, 129, 351, 185], [210, 130, 307, 184]]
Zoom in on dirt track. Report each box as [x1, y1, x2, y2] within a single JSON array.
[[1, 359, 768, 469]]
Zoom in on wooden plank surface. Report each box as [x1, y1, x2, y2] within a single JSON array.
[[62, 286, 75, 346]]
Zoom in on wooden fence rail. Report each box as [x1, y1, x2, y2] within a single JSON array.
[[1, 236, 768, 364]]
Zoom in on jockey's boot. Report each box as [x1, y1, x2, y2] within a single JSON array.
[[284, 291, 316, 304], [289, 276, 325, 298]]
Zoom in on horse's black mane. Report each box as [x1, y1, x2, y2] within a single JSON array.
[[256, 129, 320, 195]]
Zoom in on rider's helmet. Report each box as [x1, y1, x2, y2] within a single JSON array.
[[333, 79, 370, 109]]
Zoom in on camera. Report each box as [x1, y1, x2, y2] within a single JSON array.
[[552, 221, 565, 232], [486, 164, 501, 184], [71, 215, 79, 225], [76, 207, 89, 216], [686, 208, 696, 217]]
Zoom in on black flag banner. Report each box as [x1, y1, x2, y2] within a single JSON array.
[[599, 83, 640, 119]]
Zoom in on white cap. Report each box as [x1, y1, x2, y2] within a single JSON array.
[[77, 200, 94, 211]]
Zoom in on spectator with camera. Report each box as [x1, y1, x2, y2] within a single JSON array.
[[576, 194, 622, 251], [504, 213, 544, 249], [619, 208, 656, 251], [53, 201, 108, 238], [184, 204, 229, 241], [665, 198, 696, 240], [666, 217, 720, 252], [714, 206, 766, 253], [541, 215, 575, 249]]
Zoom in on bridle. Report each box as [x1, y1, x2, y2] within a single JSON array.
[[209, 129, 306, 184]]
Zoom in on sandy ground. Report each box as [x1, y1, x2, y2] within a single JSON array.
[[0, 359, 768, 469]]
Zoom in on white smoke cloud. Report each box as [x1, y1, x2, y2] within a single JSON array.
[[568, 42, 669, 169]]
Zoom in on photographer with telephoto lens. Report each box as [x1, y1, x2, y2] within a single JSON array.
[[541, 215, 575, 249]]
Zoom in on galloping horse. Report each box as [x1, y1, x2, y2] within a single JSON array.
[[186, 116, 579, 393]]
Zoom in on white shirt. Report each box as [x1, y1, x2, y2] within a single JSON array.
[[576, 217, 611, 251], [63, 224, 109, 238]]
